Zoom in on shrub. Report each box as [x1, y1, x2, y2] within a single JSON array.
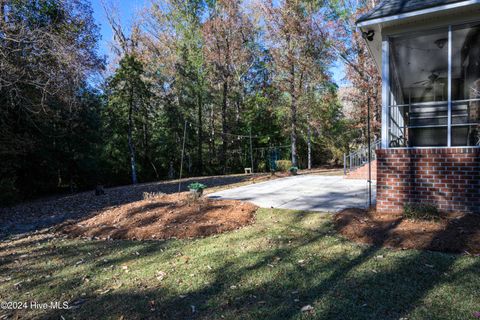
[[257, 161, 267, 172], [275, 160, 292, 172], [403, 203, 439, 220], [188, 182, 207, 191], [289, 166, 298, 174], [187, 182, 207, 202]]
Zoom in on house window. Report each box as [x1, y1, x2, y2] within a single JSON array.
[[386, 23, 480, 148]]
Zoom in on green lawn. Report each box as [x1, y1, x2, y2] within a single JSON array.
[[1, 208, 479, 319]]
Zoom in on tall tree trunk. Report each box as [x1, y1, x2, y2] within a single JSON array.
[[221, 79, 228, 173], [142, 109, 159, 179], [307, 114, 311, 170], [127, 103, 138, 185], [143, 110, 149, 154], [291, 98, 297, 167], [235, 94, 241, 129], [197, 92, 203, 175], [290, 62, 297, 167], [209, 103, 215, 167]]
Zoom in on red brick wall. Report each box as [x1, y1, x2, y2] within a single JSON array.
[[345, 160, 377, 180], [376, 148, 480, 214]]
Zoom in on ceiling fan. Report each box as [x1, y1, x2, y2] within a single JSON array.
[[413, 71, 448, 91], [410, 74, 448, 105], [413, 72, 441, 86]]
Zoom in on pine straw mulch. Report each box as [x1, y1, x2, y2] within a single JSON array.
[[56, 193, 257, 241], [334, 208, 480, 254], [0, 173, 274, 238], [0, 168, 342, 239]]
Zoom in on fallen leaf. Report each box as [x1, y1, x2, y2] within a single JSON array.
[[301, 305, 314, 312], [156, 271, 166, 281], [112, 282, 123, 290], [96, 288, 111, 295]]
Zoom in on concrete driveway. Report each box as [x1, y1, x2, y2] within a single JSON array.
[[209, 174, 376, 212]]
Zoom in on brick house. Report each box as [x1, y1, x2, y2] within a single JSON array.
[[356, 0, 480, 213]]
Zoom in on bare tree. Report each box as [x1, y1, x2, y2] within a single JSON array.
[[202, 0, 256, 172], [326, 0, 382, 141], [0, 0, 102, 162], [260, 0, 331, 167]]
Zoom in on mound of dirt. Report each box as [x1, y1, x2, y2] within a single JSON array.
[[334, 208, 480, 254], [57, 193, 257, 240]]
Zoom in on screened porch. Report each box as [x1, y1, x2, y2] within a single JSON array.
[[384, 22, 480, 148]]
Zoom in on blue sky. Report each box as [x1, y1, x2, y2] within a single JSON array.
[[331, 63, 347, 87], [90, 0, 347, 86], [90, 0, 145, 59]]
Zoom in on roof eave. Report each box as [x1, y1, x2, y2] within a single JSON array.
[[356, 0, 480, 28]]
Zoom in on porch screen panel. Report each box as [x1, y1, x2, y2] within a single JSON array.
[[451, 24, 480, 146], [388, 29, 448, 147]]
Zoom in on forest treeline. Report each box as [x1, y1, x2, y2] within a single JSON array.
[[0, 0, 381, 204]]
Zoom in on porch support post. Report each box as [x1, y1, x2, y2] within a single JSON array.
[[447, 25, 452, 147], [367, 97, 372, 207], [381, 37, 390, 149]]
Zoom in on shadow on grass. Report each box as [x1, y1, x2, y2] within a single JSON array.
[[2, 209, 476, 320]]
